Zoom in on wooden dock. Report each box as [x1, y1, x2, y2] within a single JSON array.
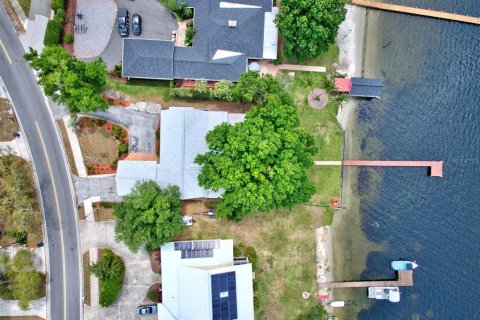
[[352, 0, 480, 25], [319, 270, 413, 288], [314, 160, 443, 177]]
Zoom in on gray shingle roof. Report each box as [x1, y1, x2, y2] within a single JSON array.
[[350, 77, 383, 99], [122, 0, 276, 81], [122, 39, 174, 79]]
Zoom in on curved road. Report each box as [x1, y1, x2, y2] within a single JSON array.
[[0, 7, 81, 320]]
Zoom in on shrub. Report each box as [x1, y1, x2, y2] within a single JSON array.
[[89, 249, 125, 307], [110, 158, 119, 169], [212, 80, 234, 101], [273, 59, 281, 65], [51, 0, 65, 12], [54, 8, 65, 24], [111, 64, 122, 77], [170, 87, 194, 99], [44, 19, 62, 46], [174, 2, 193, 20], [64, 33, 73, 43], [118, 143, 128, 154], [96, 119, 107, 126], [184, 22, 195, 46], [245, 246, 258, 271], [148, 290, 157, 302]]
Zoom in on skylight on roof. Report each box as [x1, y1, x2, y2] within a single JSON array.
[[219, 2, 261, 8], [212, 50, 242, 60]]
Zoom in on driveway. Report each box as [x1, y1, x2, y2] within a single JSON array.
[[83, 0, 178, 69], [80, 221, 159, 320], [86, 106, 159, 153]]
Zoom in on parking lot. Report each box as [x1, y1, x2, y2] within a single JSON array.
[[82, 0, 178, 69]]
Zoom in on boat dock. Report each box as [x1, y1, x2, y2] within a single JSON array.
[[352, 0, 480, 25], [314, 160, 443, 177], [319, 270, 413, 289]]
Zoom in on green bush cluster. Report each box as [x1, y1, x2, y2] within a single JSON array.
[[175, 2, 193, 21], [51, 0, 65, 13], [112, 124, 126, 141], [233, 243, 258, 271], [118, 143, 128, 154], [89, 249, 125, 307], [44, 20, 62, 46], [184, 22, 195, 46], [64, 33, 74, 43]]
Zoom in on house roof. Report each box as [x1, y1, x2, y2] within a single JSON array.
[[122, 39, 174, 79], [122, 0, 278, 81], [115, 108, 245, 199], [349, 77, 383, 99], [159, 239, 254, 320]]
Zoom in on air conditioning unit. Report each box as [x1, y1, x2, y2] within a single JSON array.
[[228, 20, 237, 27]]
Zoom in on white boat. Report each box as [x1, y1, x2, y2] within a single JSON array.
[[368, 286, 400, 303], [391, 260, 418, 270], [330, 301, 345, 308]]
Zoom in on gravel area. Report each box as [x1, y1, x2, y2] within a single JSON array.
[[74, 0, 117, 58]]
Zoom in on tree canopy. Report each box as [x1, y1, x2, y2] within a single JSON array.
[[113, 182, 184, 252], [275, 0, 346, 61], [24, 46, 108, 113], [232, 71, 292, 106], [195, 101, 317, 220], [0, 250, 44, 310]]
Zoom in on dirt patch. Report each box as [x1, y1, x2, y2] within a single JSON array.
[[93, 206, 116, 222], [62, 0, 76, 55], [143, 283, 162, 304], [83, 251, 91, 306], [308, 89, 329, 109], [56, 119, 78, 176], [181, 200, 213, 216], [78, 127, 118, 163], [0, 98, 19, 142], [149, 249, 160, 274]]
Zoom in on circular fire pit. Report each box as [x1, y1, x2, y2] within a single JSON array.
[[308, 89, 328, 109]]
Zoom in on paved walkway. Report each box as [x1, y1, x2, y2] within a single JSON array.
[[73, 175, 121, 203], [259, 60, 326, 76], [63, 114, 88, 177], [0, 297, 46, 318], [18, 0, 50, 53], [86, 106, 159, 153], [79, 221, 159, 320], [74, 0, 117, 58]]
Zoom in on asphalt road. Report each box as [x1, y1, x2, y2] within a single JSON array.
[[0, 7, 81, 320]]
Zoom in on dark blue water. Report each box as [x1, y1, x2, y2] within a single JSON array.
[[352, 1, 480, 319]]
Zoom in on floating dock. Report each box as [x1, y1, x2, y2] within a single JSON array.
[[319, 270, 413, 289], [314, 160, 443, 177], [352, 0, 480, 25]]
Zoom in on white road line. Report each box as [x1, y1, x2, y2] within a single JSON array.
[[35, 122, 68, 320], [0, 39, 12, 64]]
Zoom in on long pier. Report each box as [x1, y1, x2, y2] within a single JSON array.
[[314, 160, 443, 177], [319, 270, 413, 288], [352, 0, 480, 25]]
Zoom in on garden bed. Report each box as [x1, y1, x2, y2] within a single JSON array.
[[56, 119, 78, 176], [0, 98, 19, 141], [77, 117, 129, 175], [143, 283, 161, 304]]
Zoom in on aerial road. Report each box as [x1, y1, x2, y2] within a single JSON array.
[[0, 7, 81, 320]]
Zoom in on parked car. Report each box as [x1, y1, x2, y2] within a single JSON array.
[[136, 304, 158, 315], [132, 14, 142, 36], [117, 8, 129, 37]]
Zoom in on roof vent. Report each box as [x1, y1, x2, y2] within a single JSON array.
[[228, 20, 237, 27]]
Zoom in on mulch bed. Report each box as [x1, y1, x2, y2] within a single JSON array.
[[62, 0, 76, 55], [79, 117, 129, 175], [149, 249, 160, 274], [308, 88, 328, 109]]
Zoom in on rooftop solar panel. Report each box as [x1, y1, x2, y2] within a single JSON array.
[[212, 272, 237, 320]]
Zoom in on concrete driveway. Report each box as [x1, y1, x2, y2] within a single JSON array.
[[85, 0, 178, 69]]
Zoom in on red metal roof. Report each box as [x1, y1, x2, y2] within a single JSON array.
[[335, 78, 352, 92]]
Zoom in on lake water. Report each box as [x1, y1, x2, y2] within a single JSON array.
[[338, 1, 480, 319]]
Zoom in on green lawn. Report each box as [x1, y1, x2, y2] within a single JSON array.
[[105, 78, 171, 101], [283, 71, 343, 206], [279, 40, 340, 71]]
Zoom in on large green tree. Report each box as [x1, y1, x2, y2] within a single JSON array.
[[24, 46, 108, 113], [232, 71, 292, 106], [195, 101, 317, 220], [113, 182, 184, 252], [276, 0, 346, 61]]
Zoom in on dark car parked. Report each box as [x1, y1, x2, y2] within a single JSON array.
[[117, 8, 129, 37], [136, 304, 157, 315], [132, 14, 142, 36]]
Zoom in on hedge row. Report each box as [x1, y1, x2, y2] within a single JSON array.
[[51, 0, 65, 13], [44, 19, 62, 46]]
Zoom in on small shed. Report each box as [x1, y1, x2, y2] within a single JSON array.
[[334, 78, 352, 92]]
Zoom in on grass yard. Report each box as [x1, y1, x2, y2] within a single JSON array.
[[283, 71, 343, 206], [0, 98, 19, 141], [279, 40, 340, 71], [178, 206, 327, 320], [105, 78, 171, 101]]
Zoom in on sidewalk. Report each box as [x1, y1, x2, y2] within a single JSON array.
[[18, 0, 50, 53], [0, 297, 46, 318]]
